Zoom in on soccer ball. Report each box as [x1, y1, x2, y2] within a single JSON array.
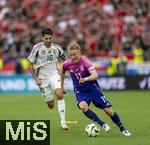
[[85, 123, 100, 137]]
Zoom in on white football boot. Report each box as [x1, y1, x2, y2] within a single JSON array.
[[61, 121, 69, 131], [102, 123, 111, 132], [122, 129, 131, 136]]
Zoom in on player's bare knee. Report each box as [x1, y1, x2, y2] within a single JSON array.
[[55, 88, 63, 99], [80, 106, 88, 112], [47, 102, 54, 109], [104, 108, 114, 117], [48, 104, 54, 109], [79, 102, 88, 112], [57, 95, 63, 100]]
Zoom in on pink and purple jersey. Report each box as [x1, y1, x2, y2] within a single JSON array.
[[62, 57, 100, 92]]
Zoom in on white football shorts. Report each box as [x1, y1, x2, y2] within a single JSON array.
[[39, 73, 61, 102]]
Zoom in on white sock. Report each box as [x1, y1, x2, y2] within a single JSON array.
[[57, 99, 66, 123]]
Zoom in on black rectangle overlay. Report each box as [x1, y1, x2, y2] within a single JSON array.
[[0, 120, 50, 145]]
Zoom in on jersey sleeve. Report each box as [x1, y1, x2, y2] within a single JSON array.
[[28, 45, 39, 63], [84, 58, 95, 72], [56, 45, 66, 61]]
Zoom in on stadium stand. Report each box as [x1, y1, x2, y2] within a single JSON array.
[[0, 0, 149, 75]]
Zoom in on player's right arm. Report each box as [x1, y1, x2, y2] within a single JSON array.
[[60, 62, 68, 94], [28, 44, 41, 86], [60, 69, 66, 93], [28, 61, 41, 86]]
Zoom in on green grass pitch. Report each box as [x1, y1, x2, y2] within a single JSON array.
[[0, 91, 150, 145]]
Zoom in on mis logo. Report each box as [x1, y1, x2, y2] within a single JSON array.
[[0, 120, 50, 145]]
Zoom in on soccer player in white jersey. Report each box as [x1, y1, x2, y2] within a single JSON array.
[[28, 28, 68, 130]]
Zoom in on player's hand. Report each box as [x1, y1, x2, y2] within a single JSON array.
[[62, 88, 67, 94], [79, 77, 88, 83], [63, 89, 67, 94], [36, 78, 42, 86], [79, 78, 85, 83], [79, 74, 88, 83]]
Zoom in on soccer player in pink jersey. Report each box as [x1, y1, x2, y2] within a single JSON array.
[[61, 41, 131, 136]]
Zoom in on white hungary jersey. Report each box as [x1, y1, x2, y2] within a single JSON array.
[[28, 42, 65, 78]]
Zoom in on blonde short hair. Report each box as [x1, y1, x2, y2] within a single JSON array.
[[67, 41, 80, 51]]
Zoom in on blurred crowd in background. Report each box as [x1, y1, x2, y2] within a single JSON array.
[[0, 0, 150, 75]]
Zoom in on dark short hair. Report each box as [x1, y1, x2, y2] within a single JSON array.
[[42, 28, 53, 36]]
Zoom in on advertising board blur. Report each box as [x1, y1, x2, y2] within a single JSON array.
[[0, 75, 150, 93]]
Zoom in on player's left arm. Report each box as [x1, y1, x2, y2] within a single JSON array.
[[57, 46, 66, 71], [79, 58, 98, 83], [57, 46, 66, 61], [79, 69, 98, 83]]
